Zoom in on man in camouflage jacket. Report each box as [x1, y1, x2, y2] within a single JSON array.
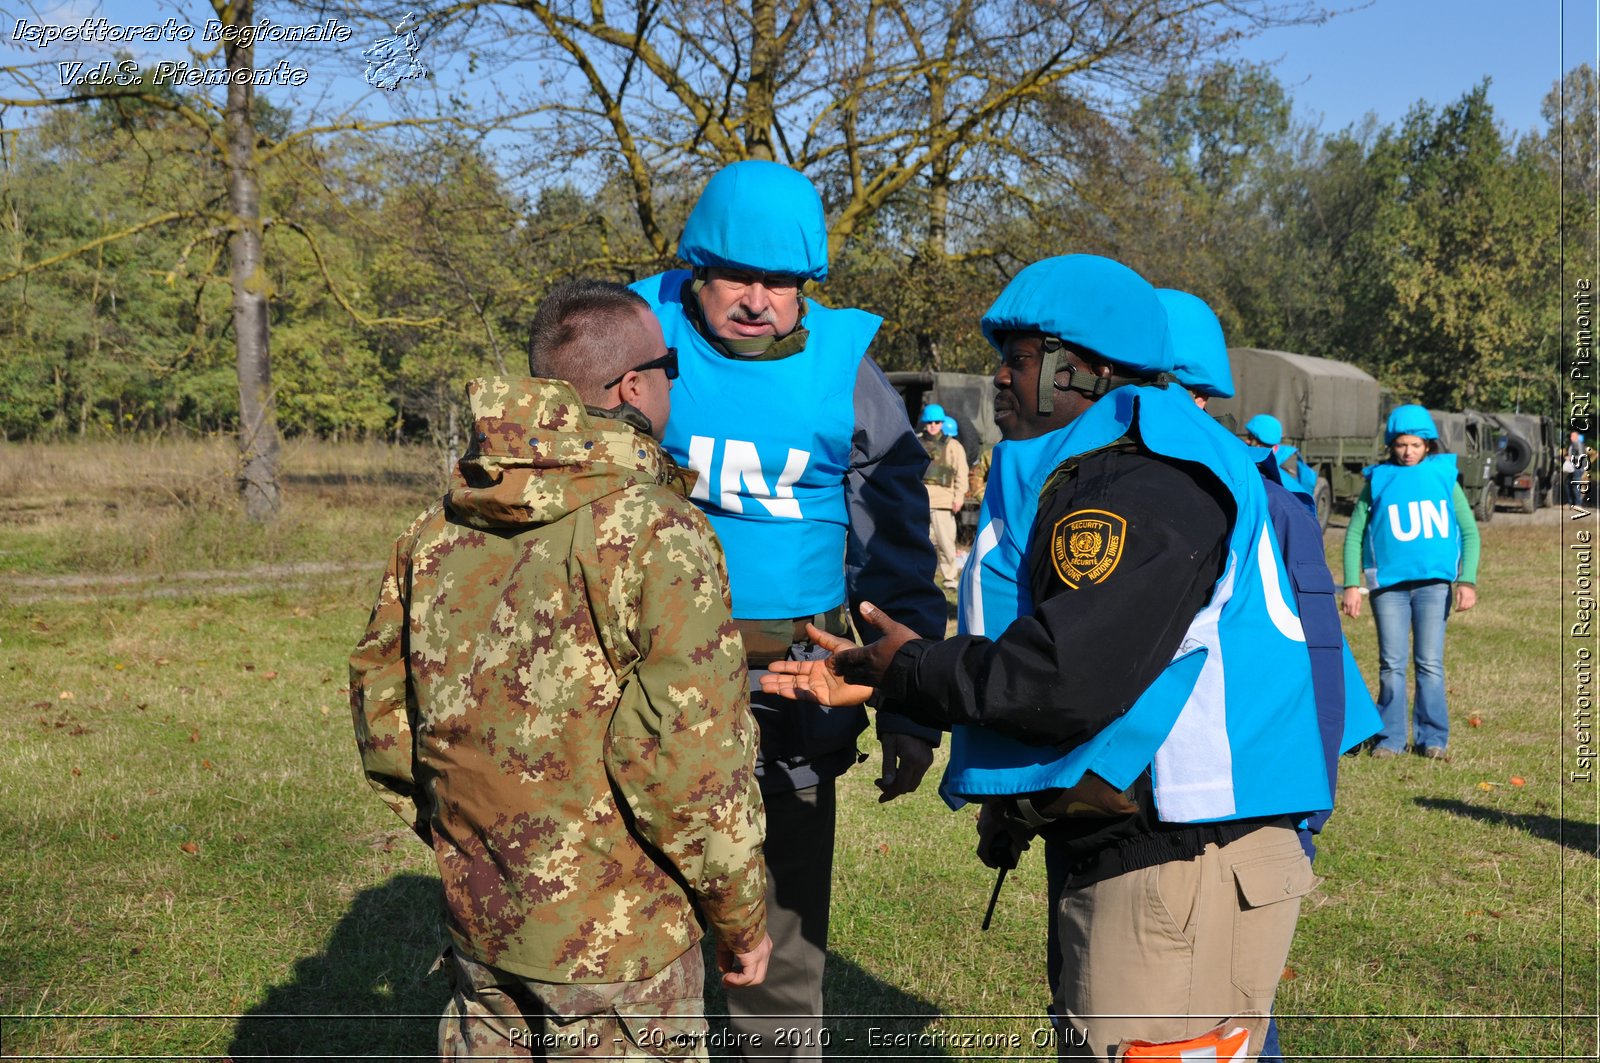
[[351, 280, 770, 1060]]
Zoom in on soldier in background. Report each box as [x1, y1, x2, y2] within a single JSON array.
[[1568, 431, 1591, 504], [350, 279, 770, 1060], [968, 445, 994, 506], [919, 403, 969, 589]]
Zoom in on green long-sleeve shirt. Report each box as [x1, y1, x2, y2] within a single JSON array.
[[1342, 480, 1480, 588]]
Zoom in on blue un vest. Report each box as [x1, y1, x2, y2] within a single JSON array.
[[944, 383, 1329, 824], [1363, 455, 1461, 588], [1271, 444, 1318, 501], [632, 271, 881, 619], [1259, 469, 1381, 851]]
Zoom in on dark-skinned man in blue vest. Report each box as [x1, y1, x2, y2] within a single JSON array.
[[762, 255, 1374, 1060]]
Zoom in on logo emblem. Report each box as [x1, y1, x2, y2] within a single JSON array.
[[362, 12, 427, 91], [1050, 509, 1127, 588]]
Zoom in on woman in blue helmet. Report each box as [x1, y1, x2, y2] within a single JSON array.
[[1340, 405, 1480, 759]]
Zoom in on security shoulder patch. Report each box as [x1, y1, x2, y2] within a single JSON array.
[[1049, 509, 1128, 588]]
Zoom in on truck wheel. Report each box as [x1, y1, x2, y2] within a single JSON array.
[[1474, 487, 1495, 524], [1521, 484, 1538, 514], [1314, 476, 1332, 531], [1494, 431, 1532, 477]]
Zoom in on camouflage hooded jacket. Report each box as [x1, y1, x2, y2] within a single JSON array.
[[351, 377, 766, 984]]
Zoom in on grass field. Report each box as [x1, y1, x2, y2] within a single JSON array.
[[0, 440, 1594, 1061]]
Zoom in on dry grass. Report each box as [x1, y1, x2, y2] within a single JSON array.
[[0, 439, 445, 578]]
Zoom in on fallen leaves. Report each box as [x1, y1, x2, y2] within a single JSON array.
[[1510, 776, 1526, 787], [179, 841, 200, 856], [1467, 714, 1483, 728]]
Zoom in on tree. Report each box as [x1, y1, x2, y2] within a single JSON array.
[[219, 0, 282, 520], [413, 0, 1325, 363], [1332, 84, 1558, 408], [0, 1, 500, 506]]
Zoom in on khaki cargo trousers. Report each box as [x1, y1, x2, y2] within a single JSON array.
[[1056, 822, 1317, 1061]]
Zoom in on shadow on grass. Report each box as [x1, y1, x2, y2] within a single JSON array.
[[699, 945, 948, 1061], [1414, 797, 1600, 856], [227, 872, 449, 1061], [231, 876, 950, 1061]]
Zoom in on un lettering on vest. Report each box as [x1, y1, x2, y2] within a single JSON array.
[[685, 435, 811, 518], [1384, 499, 1450, 542]]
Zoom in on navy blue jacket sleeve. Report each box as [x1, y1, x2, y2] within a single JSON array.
[[1263, 477, 1345, 841], [847, 356, 947, 743]]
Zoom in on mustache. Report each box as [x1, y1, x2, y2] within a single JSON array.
[[728, 307, 776, 325]]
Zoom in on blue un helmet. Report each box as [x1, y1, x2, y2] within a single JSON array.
[[1157, 289, 1234, 399], [944, 416, 959, 437], [1245, 414, 1283, 446], [1385, 404, 1439, 445], [980, 255, 1173, 415], [919, 403, 947, 426], [678, 161, 830, 281]]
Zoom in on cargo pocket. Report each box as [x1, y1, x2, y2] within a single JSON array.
[[615, 1003, 709, 1061], [1230, 846, 1320, 998]]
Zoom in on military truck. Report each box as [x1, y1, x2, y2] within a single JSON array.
[[1488, 412, 1559, 512], [1428, 409, 1499, 524], [886, 371, 997, 538], [1207, 348, 1387, 528]]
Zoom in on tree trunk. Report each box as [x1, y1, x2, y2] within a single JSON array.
[[743, 0, 777, 160], [221, 0, 281, 522]]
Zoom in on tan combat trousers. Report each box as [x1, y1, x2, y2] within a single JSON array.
[[1055, 822, 1317, 1061]]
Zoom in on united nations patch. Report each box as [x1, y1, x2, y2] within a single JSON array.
[[1050, 509, 1128, 588]]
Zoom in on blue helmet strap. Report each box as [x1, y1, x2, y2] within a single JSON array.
[[1040, 337, 1113, 414]]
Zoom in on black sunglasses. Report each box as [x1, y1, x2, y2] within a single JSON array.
[[603, 347, 678, 390]]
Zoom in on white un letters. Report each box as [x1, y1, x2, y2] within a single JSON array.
[[686, 436, 810, 518], [1385, 499, 1449, 542]]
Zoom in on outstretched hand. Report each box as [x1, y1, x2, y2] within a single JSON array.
[[757, 602, 920, 707]]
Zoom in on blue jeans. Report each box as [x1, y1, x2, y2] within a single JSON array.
[[1371, 580, 1452, 752]]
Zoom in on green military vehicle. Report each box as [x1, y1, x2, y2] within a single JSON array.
[[1207, 348, 1387, 529], [1488, 412, 1560, 513], [1427, 409, 1499, 524]]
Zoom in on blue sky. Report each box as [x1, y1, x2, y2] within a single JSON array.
[[1234, 0, 1595, 139], [3, 1, 1593, 143]]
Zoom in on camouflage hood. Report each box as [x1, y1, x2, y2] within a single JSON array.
[[450, 376, 695, 529]]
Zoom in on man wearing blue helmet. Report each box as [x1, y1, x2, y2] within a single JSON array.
[[630, 160, 945, 1058], [918, 403, 969, 589], [1245, 413, 1319, 501], [764, 256, 1334, 1060]]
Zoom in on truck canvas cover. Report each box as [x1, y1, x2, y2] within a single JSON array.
[[1208, 348, 1381, 441]]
